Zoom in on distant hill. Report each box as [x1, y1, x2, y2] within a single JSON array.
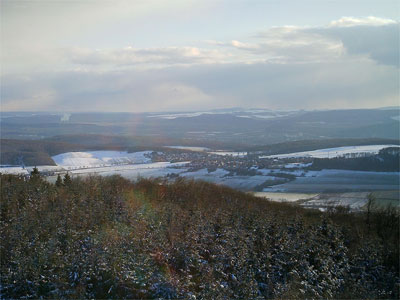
[[1, 108, 399, 144], [46, 134, 240, 150]]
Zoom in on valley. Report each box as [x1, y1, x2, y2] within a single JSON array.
[[2, 141, 398, 212], [2, 3, 399, 298]]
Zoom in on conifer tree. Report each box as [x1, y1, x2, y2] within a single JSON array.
[[63, 173, 72, 186], [30, 167, 41, 182], [55, 174, 63, 187], [31, 167, 40, 176]]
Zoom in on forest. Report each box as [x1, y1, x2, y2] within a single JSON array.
[[310, 147, 400, 172], [1, 173, 399, 299]]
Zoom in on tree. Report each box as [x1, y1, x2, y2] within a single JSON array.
[[30, 167, 41, 182], [55, 174, 63, 187], [366, 193, 376, 232], [30, 167, 40, 176], [63, 173, 72, 186]]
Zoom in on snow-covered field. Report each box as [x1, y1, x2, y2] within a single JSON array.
[[0, 165, 65, 175], [301, 192, 371, 211], [253, 192, 317, 202], [52, 151, 152, 168], [254, 191, 380, 211], [260, 145, 399, 159], [1, 151, 154, 175], [0, 166, 29, 175], [70, 161, 186, 176], [3, 149, 398, 212], [181, 168, 276, 190], [179, 168, 400, 193], [3, 150, 398, 195], [263, 169, 400, 193], [46, 161, 190, 183]]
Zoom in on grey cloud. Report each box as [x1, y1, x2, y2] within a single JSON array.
[[209, 18, 399, 67], [243, 21, 399, 67], [307, 23, 399, 67], [2, 58, 398, 112], [174, 61, 398, 109]]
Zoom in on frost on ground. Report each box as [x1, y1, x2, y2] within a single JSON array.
[[260, 145, 400, 159]]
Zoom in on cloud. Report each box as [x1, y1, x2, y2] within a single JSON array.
[[144, 83, 217, 111], [216, 17, 399, 67], [230, 40, 259, 50], [46, 16, 398, 70], [207, 26, 345, 64], [329, 16, 397, 27], [65, 46, 229, 68], [1, 56, 398, 112], [175, 60, 398, 110], [1, 16, 398, 112], [252, 27, 345, 63], [1, 0, 214, 74], [308, 22, 399, 67], [1, 84, 58, 111]]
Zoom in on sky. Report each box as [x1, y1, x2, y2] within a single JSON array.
[[1, 0, 399, 112]]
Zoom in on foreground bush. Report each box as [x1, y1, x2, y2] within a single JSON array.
[[1, 174, 399, 299]]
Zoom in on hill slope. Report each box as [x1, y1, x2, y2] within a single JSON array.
[[1, 175, 398, 299]]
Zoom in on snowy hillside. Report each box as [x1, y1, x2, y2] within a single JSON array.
[[52, 151, 152, 168], [261, 145, 399, 159]]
